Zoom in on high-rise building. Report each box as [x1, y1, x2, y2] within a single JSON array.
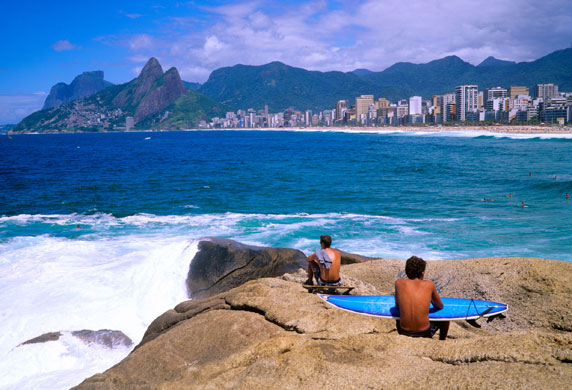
[[305, 110, 312, 126], [509, 86, 529, 99], [456, 85, 478, 121], [409, 96, 422, 115], [396, 99, 409, 118], [535, 84, 559, 99], [441, 94, 455, 122], [485, 87, 507, 101], [336, 100, 348, 120], [356, 95, 374, 124]]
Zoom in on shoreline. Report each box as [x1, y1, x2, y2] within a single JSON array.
[[7, 124, 572, 136]]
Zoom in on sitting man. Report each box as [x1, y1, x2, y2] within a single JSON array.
[[394, 256, 449, 340], [305, 235, 342, 286]]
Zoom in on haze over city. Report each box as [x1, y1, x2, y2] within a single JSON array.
[[1, 0, 571, 124]]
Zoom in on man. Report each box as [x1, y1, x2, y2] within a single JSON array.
[[305, 235, 342, 286], [394, 256, 449, 340]]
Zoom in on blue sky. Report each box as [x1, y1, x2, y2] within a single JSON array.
[[1, 0, 571, 124]]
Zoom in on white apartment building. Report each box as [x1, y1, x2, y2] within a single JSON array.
[[409, 96, 422, 115], [455, 85, 479, 121]]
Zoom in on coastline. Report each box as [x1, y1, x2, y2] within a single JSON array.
[[7, 124, 572, 136], [72, 253, 572, 390]]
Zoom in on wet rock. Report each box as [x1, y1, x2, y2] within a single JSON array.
[[186, 238, 307, 299], [21, 330, 132, 349], [21, 332, 62, 345], [71, 330, 133, 348]]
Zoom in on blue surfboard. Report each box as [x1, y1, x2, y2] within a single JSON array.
[[319, 294, 508, 321]]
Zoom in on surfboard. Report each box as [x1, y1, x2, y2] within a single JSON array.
[[319, 294, 508, 321]]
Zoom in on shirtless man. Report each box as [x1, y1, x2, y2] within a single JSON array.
[[394, 256, 449, 340], [305, 235, 342, 286]]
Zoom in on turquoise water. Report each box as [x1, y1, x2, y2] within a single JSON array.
[[1, 129, 571, 260], [1, 129, 571, 390]]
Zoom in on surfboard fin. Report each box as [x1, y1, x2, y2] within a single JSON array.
[[466, 319, 481, 328], [486, 313, 506, 323]]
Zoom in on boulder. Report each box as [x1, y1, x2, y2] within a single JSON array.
[[186, 238, 307, 299], [21, 329, 133, 349], [73, 256, 572, 390]]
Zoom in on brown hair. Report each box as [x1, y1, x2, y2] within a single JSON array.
[[405, 256, 426, 279], [320, 235, 332, 248]]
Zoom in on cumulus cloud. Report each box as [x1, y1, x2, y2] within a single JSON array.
[[52, 40, 77, 51], [0, 93, 46, 124], [111, 0, 572, 81]]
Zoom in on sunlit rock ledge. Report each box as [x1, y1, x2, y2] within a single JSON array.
[[72, 240, 572, 390]]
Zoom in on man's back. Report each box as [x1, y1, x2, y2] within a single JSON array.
[[394, 278, 441, 331], [320, 248, 341, 281]]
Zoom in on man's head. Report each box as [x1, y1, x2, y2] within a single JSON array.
[[405, 256, 426, 279], [320, 235, 332, 248]]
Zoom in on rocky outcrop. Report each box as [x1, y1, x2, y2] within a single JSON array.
[[186, 238, 307, 299], [21, 329, 132, 348], [133, 67, 188, 122], [43, 71, 113, 109], [112, 58, 164, 109], [74, 255, 572, 390]]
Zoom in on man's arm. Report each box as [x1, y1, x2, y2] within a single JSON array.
[[306, 253, 317, 263], [394, 280, 400, 309], [430, 282, 444, 310]]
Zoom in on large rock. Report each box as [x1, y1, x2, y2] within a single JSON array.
[[74, 256, 572, 390], [21, 329, 132, 348], [186, 238, 306, 299]]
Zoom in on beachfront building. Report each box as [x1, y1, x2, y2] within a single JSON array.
[[409, 96, 422, 115], [336, 100, 348, 121], [535, 84, 559, 99], [441, 93, 455, 122], [356, 95, 374, 124], [455, 85, 478, 121], [509, 86, 529, 99]]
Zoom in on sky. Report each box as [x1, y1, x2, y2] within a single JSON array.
[[1, 0, 571, 124]]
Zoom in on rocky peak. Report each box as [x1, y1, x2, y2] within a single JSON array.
[[133, 66, 189, 122], [43, 70, 111, 109], [139, 57, 164, 83]]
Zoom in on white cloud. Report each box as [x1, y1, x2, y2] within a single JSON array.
[[128, 34, 156, 50], [52, 40, 77, 51], [126, 13, 142, 19], [113, 0, 572, 82]]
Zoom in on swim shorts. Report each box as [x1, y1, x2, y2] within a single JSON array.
[[396, 320, 440, 338], [313, 266, 342, 286]]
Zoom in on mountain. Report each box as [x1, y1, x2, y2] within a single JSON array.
[[183, 81, 202, 91], [477, 56, 516, 67], [43, 71, 113, 109], [14, 58, 227, 132], [198, 61, 375, 112], [352, 68, 374, 77], [198, 48, 572, 110]]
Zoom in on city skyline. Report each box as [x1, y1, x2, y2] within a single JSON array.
[[1, 0, 572, 124]]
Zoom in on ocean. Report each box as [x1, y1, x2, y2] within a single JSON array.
[[1, 129, 571, 389]]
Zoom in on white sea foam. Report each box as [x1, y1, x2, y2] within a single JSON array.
[[0, 232, 196, 390]]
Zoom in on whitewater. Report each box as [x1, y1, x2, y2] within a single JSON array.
[[1, 129, 571, 389]]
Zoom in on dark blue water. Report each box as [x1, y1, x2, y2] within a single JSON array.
[[1, 130, 571, 260]]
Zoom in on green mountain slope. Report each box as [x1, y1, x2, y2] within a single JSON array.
[[198, 48, 572, 109], [14, 58, 227, 132], [198, 61, 375, 111]]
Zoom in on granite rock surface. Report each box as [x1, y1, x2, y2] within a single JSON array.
[[73, 255, 572, 390]]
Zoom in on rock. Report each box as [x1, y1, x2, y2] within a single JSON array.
[[134, 67, 189, 122], [21, 332, 62, 345], [73, 252, 572, 390], [43, 71, 112, 109], [21, 330, 132, 349], [338, 250, 376, 264], [186, 238, 307, 299], [71, 330, 133, 348]]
